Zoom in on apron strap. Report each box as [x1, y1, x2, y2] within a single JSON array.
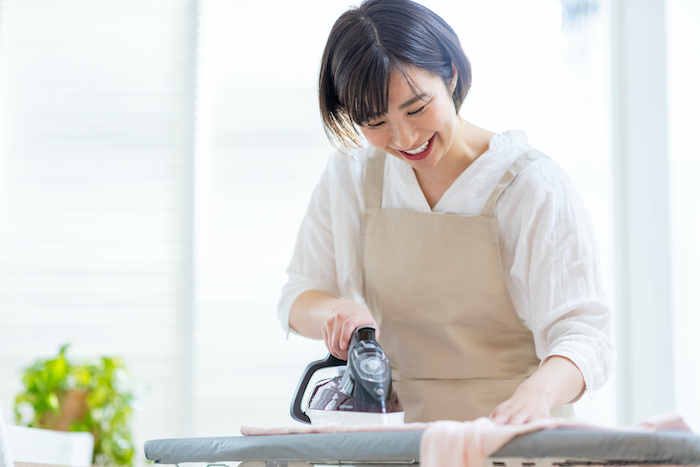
[[364, 150, 387, 210], [480, 149, 548, 218]]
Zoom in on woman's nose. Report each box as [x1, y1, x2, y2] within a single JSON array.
[[391, 122, 418, 150]]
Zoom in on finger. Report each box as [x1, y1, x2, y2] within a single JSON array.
[[490, 406, 510, 425], [323, 316, 342, 358], [492, 413, 510, 425], [330, 316, 344, 354], [322, 318, 333, 345], [339, 317, 360, 351], [332, 320, 351, 360], [321, 324, 332, 352], [508, 410, 530, 426], [494, 403, 528, 426]]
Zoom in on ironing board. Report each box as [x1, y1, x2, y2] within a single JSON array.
[[144, 428, 700, 466]]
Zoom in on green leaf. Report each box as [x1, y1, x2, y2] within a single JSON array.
[[47, 392, 60, 411], [13, 344, 136, 466]]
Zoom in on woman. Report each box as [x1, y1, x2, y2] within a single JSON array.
[[278, 0, 613, 425]]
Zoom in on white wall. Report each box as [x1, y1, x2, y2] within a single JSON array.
[[668, 0, 700, 433]]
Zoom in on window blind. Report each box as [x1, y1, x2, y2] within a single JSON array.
[[0, 0, 198, 451]]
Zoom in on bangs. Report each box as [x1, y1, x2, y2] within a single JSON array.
[[335, 50, 393, 126], [337, 55, 422, 127]]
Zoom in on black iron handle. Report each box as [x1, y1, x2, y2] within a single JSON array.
[[290, 353, 346, 424]]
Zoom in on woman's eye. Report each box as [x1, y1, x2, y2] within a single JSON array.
[[366, 121, 384, 129], [408, 105, 427, 116]]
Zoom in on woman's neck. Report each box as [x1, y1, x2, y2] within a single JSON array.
[[414, 119, 494, 208]]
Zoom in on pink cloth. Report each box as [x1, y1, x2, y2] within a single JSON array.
[[420, 417, 567, 467], [420, 412, 692, 467], [241, 412, 693, 467]]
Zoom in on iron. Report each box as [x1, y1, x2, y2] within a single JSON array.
[[290, 326, 404, 426]]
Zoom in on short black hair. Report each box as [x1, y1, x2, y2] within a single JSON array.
[[319, 0, 472, 149]]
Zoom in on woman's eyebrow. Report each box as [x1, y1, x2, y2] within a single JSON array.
[[398, 93, 429, 110]]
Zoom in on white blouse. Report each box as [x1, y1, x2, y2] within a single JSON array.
[[278, 130, 614, 397]]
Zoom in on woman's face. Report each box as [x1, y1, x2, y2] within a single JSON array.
[[359, 65, 460, 172]]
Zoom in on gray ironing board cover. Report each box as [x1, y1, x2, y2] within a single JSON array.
[[144, 428, 700, 465]]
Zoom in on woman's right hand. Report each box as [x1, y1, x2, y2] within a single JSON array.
[[321, 299, 378, 360]]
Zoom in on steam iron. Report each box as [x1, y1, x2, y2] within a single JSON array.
[[290, 326, 404, 426]]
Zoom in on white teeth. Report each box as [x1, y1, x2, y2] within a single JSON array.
[[405, 139, 429, 155]]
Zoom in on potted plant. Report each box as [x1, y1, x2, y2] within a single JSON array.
[[14, 344, 136, 466]]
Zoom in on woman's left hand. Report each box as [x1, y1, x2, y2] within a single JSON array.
[[489, 355, 585, 425], [489, 384, 553, 425]]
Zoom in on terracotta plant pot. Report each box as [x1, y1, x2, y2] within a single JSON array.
[[40, 389, 89, 431]]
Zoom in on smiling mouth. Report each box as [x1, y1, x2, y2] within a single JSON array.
[[404, 139, 430, 155], [398, 134, 435, 161]]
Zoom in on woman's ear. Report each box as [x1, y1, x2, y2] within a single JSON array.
[[450, 62, 459, 93]]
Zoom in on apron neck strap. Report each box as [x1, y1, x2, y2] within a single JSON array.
[[364, 150, 386, 210], [364, 149, 548, 216], [480, 149, 548, 218]]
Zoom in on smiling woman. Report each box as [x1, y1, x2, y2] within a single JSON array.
[[318, 0, 470, 151], [282, 0, 614, 426]]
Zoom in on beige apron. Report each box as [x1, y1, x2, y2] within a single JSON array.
[[362, 149, 574, 422]]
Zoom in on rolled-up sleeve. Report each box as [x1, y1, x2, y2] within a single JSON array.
[[539, 303, 614, 398]]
